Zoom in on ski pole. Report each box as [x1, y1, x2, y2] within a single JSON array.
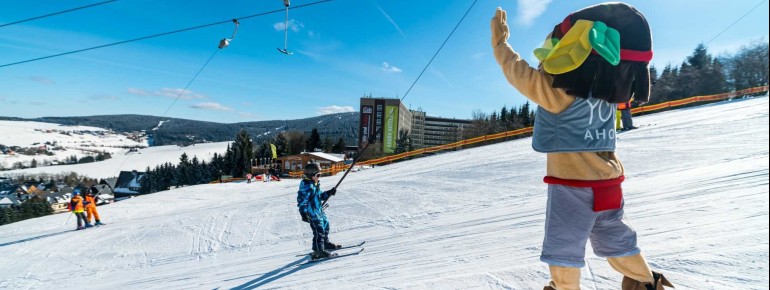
[[322, 134, 377, 207], [63, 211, 73, 225]]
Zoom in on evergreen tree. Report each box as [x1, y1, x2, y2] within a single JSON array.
[[2, 207, 19, 225], [500, 106, 509, 129], [306, 128, 322, 152], [190, 156, 202, 184], [177, 153, 190, 186], [509, 106, 522, 129], [0, 208, 7, 225], [395, 129, 413, 154], [286, 131, 308, 155], [273, 133, 290, 157], [489, 112, 499, 134], [323, 137, 335, 153], [140, 166, 153, 194], [233, 129, 254, 177], [332, 138, 346, 154], [687, 44, 709, 69], [224, 143, 234, 176], [520, 102, 532, 127]]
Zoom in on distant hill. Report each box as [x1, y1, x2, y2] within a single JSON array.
[[0, 113, 360, 146]]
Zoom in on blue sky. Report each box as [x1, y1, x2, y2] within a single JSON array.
[[1, 0, 768, 123]]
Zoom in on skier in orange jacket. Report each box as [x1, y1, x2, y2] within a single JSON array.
[[84, 188, 103, 226]]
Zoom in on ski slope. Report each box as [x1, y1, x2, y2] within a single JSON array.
[[1, 97, 768, 289]]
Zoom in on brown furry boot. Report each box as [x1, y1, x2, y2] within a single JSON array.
[[622, 271, 674, 290]]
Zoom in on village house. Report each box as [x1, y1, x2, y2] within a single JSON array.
[[276, 152, 346, 177]]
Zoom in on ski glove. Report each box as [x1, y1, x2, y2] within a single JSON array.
[[326, 188, 337, 196], [301, 212, 310, 223]]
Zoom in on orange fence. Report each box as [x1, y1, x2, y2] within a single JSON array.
[[631, 86, 768, 115], [288, 85, 768, 176]]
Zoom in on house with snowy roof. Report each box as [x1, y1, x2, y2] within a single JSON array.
[[113, 170, 147, 198]]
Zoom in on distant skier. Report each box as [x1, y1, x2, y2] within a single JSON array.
[[296, 163, 340, 260], [69, 189, 89, 230], [491, 3, 673, 289], [84, 188, 103, 226], [246, 173, 252, 184], [619, 98, 638, 131]]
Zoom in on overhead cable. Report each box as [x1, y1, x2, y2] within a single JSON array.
[[0, 0, 334, 69], [0, 0, 118, 28]]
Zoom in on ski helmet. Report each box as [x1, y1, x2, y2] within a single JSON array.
[[303, 163, 321, 178], [73, 189, 81, 195]]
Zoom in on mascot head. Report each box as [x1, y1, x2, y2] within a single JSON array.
[[535, 2, 653, 103]]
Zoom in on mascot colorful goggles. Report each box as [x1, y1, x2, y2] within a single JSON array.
[[534, 17, 653, 74]]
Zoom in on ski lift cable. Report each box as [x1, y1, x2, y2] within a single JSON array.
[[704, 0, 767, 46], [0, 0, 118, 28], [325, 0, 479, 203], [111, 48, 221, 178], [0, 0, 334, 69]]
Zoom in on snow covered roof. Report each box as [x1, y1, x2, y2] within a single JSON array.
[[0, 197, 13, 206], [306, 152, 344, 163], [0, 195, 20, 206]]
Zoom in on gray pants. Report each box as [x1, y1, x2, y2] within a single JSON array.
[[540, 184, 640, 268]]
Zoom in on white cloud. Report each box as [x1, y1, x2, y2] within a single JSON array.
[[273, 19, 303, 32], [127, 88, 207, 100], [472, 52, 485, 60], [381, 62, 402, 73], [127, 88, 149, 96], [156, 88, 207, 100], [25, 76, 55, 85], [90, 94, 119, 101], [190, 102, 233, 111], [516, 0, 552, 26], [317, 105, 355, 115]]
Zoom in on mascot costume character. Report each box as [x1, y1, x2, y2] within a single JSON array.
[[491, 3, 674, 290]]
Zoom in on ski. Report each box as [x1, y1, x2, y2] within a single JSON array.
[[336, 241, 365, 250], [295, 241, 365, 257], [303, 248, 364, 264]]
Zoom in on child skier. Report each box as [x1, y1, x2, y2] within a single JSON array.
[[297, 163, 340, 260], [69, 189, 89, 230], [84, 189, 103, 226], [491, 3, 673, 289]]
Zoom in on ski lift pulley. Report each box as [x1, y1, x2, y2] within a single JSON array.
[[218, 19, 240, 49]]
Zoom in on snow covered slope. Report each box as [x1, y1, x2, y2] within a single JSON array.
[[3, 142, 230, 179], [0, 120, 147, 170], [0, 97, 767, 289]]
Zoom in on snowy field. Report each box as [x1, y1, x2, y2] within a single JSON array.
[[0, 97, 767, 289], [0, 120, 146, 170], [2, 142, 230, 180]]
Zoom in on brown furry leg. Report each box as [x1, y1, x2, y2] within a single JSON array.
[[607, 254, 654, 283], [548, 265, 581, 290]]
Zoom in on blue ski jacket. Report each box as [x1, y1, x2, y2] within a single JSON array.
[[297, 179, 332, 222]]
